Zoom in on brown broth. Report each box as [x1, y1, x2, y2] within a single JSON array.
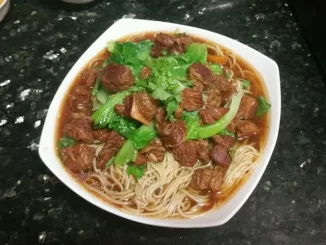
[[56, 32, 270, 217]]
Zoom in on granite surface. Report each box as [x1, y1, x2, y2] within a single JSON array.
[[1, 0, 326, 244]]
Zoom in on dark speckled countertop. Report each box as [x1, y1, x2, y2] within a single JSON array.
[[1, 0, 326, 244]]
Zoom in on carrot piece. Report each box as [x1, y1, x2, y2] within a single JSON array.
[[207, 55, 227, 64]]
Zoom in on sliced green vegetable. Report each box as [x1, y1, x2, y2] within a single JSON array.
[[58, 137, 75, 149], [91, 78, 101, 96], [96, 87, 110, 104], [114, 140, 138, 166], [105, 157, 115, 167], [198, 92, 243, 138], [130, 122, 157, 150], [92, 91, 129, 128], [184, 43, 208, 64], [127, 164, 146, 180], [218, 129, 236, 138], [109, 117, 139, 139], [241, 80, 250, 89], [184, 112, 201, 140], [256, 96, 271, 116], [210, 64, 222, 75]]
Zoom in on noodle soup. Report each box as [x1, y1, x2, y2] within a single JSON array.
[[56, 32, 270, 219]]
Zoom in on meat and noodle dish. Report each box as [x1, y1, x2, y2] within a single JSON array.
[[56, 32, 271, 219]]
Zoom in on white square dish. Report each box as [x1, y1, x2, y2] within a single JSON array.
[[39, 19, 281, 228]]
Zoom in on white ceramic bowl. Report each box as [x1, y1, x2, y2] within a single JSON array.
[[0, 0, 10, 23], [39, 19, 281, 228]]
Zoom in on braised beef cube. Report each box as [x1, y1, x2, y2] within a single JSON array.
[[171, 140, 197, 167], [154, 107, 167, 125], [212, 135, 235, 149], [61, 144, 95, 172], [151, 44, 166, 58], [196, 139, 210, 164], [155, 33, 174, 47], [140, 138, 166, 162], [130, 92, 159, 125], [97, 131, 125, 169], [206, 87, 223, 108], [174, 104, 183, 119], [188, 63, 216, 85], [170, 34, 193, 54], [114, 95, 133, 118], [237, 96, 258, 119], [237, 120, 260, 138], [101, 63, 134, 93], [209, 73, 235, 103], [134, 154, 148, 165], [79, 69, 98, 87], [181, 88, 204, 111], [64, 117, 94, 143], [210, 145, 231, 166], [139, 67, 152, 79], [92, 129, 112, 142], [199, 107, 229, 125], [69, 86, 92, 114], [158, 120, 187, 148], [190, 168, 224, 191]]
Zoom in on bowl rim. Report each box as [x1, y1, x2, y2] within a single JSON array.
[[39, 18, 281, 228], [0, 0, 8, 9]]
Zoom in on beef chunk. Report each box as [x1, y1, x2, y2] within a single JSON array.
[[174, 104, 183, 119], [151, 44, 166, 58], [181, 88, 204, 111], [196, 140, 210, 164], [140, 138, 166, 162], [69, 86, 92, 114], [210, 145, 231, 166], [170, 34, 193, 54], [237, 96, 258, 119], [237, 120, 260, 138], [155, 33, 175, 47], [139, 67, 152, 79], [64, 117, 94, 143], [134, 154, 148, 165], [206, 87, 223, 108], [209, 72, 235, 103], [97, 131, 125, 169], [79, 69, 98, 87], [114, 95, 133, 118], [92, 129, 112, 142], [130, 92, 159, 125], [155, 107, 167, 125], [199, 107, 229, 125], [101, 63, 134, 93], [61, 144, 95, 172], [189, 63, 216, 85], [190, 168, 224, 191], [171, 140, 197, 167], [157, 120, 187, 148], [212, 135, 235, 149]]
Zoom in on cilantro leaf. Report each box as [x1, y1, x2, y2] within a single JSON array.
[[127, 164, 146, 180], [165, 98, 179, 120], [241, 80, 250, 89], [152, 87, 172, 100], [58, 137, 75, 149], [256, 96, 271, 116], [210, 64, 222, 75]]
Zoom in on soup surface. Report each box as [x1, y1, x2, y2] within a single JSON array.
[[56, 32, 270, 218]]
